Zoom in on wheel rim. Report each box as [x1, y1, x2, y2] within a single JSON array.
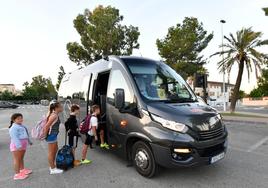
[[135, 149, 149, 170]]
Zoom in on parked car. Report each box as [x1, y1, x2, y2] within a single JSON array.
[[31, 101, 40, 105], [40, 100, 50, 106], [58, 56, 228, 178], [0, 101, 19, 109]]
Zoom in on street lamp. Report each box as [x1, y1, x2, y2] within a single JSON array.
[[220, 19, 226, 111]]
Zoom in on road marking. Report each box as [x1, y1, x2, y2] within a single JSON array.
[[247, 136, 268, 152]]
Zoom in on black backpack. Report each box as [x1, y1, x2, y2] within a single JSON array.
[[56, 131, 74, 170]]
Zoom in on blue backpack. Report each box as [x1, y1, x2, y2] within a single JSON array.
[[56, 132, 74, 170]]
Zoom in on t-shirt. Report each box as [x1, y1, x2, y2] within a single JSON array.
[[88, 116, 98, 136], [65, 115, 79, 136]]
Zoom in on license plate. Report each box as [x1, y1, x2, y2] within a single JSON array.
[[210, 152, 225, 164]]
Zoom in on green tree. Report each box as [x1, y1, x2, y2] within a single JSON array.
[[22, 75, 57, 100], [22, 86, 39, 101], [257, 68, 268, 96], [67, 5, 140, 66], [211, 28, 268, 112], [263, 8, 268, 16], [249, 88, 263, 98], [0, 90, 15, 100], [56, 66, 66, 90], [249, 68, 268, 97], [238, 90, 246, 99], [156, 17, 213, 79]]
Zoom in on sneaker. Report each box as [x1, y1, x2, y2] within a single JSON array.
[[50, 168, 63, 175], [100, 143, 110, 149], [13, 173, 28, 180], [81, 159, 92, 164], [20, 168, 32, 175]]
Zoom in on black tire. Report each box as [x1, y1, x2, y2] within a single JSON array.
[[132, 141, 158, 178]]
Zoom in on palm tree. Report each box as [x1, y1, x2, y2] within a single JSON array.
[[212, 27, 268, 112], [263, 8, 268, 16]]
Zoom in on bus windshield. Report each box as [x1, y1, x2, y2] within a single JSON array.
[[124, 59, 197, 103]]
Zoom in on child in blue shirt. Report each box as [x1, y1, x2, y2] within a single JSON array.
[[9, 113, 32, 180]]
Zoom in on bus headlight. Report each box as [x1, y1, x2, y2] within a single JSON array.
[[151, 114, 188, 133]]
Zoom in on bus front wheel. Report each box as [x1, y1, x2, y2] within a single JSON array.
[[132, 141, 158, 178]]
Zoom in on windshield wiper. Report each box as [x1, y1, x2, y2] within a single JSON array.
[[164, 98, 198, 103]]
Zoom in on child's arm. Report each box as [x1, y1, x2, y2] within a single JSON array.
[[91, 117, 98, 140], [92, 127, 98, 141], [10, 127, 22, 149]]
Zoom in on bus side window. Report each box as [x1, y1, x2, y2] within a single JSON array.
[[107, 70, 135, 111]]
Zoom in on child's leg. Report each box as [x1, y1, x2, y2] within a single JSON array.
[[19, 150, 26, 170], [72, 148, 76, 159], [81, 144, 88, 160], [48, 143, 57, 168], [100, 130, 105, 145], [12, 151, 20, 174]]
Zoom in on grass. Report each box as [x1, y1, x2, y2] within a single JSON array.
[[221, 112, 268, 119]]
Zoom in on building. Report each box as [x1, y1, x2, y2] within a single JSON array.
[[187, 78, 235, 105], [207, 81, 235, 101], [0, 84, 16, 94]]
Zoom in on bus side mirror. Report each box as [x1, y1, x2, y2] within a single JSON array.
[[115, 88, 125, 109]]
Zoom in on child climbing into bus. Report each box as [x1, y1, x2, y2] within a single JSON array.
[[80, 105, 100, 164]]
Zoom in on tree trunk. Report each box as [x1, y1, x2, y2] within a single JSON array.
[[230, 60, 244, 113]]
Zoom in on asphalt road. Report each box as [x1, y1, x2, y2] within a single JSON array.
[[0, 105, 268, 188]]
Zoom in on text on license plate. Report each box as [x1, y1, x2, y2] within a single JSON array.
[[210, 152, 225, 164]]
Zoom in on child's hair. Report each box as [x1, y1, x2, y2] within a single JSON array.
[[90, 105, 100, 114], [9, 113, 23, 128], [71, 104, 80, 112], [48, 102, 61, 120]]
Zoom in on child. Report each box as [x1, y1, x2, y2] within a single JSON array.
[[9, 113, 32, 180], [44, 102, 64, 175], [65, 104, 81, 166], [81, 105, 100, 164]]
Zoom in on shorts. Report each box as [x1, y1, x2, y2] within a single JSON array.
[[81, 134, 93, 146], [46, 133, 58, 144], [10, 139, 28, 152], [68, 135, 79, 148]]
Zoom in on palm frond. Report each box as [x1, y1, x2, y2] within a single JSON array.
[[244, 58, 252, 81], [252, 59, 262, 79], [249, 48, 268, 64], [256, 39, 268, 46], [210, 49, 233, 58]]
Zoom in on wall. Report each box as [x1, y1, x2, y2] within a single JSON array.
[[242, 97, 268, 106]]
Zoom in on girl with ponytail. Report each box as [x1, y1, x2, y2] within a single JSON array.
[[44, 101, 64, 175]]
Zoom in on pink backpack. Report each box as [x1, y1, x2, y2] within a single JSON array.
[[31, 115, 47, 140]]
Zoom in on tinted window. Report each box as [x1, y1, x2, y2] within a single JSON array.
[[107, 70, 134, 109], [124, 58, 197, 103]]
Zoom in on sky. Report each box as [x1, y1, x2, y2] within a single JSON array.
[[0, 0, 267, 93]]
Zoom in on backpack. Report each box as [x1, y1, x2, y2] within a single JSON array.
[[79, 114, 93, 134], [56, 145, 74, 170], [56, 129, 74, 170], [31, 115, 47, 140]]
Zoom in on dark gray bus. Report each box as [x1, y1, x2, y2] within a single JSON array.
[[58, 56, 228, 177]]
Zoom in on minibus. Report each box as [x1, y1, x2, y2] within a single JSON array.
[[58, 56, 228, 177]]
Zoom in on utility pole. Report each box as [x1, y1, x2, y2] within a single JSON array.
[[220, 19, 226, 111]]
